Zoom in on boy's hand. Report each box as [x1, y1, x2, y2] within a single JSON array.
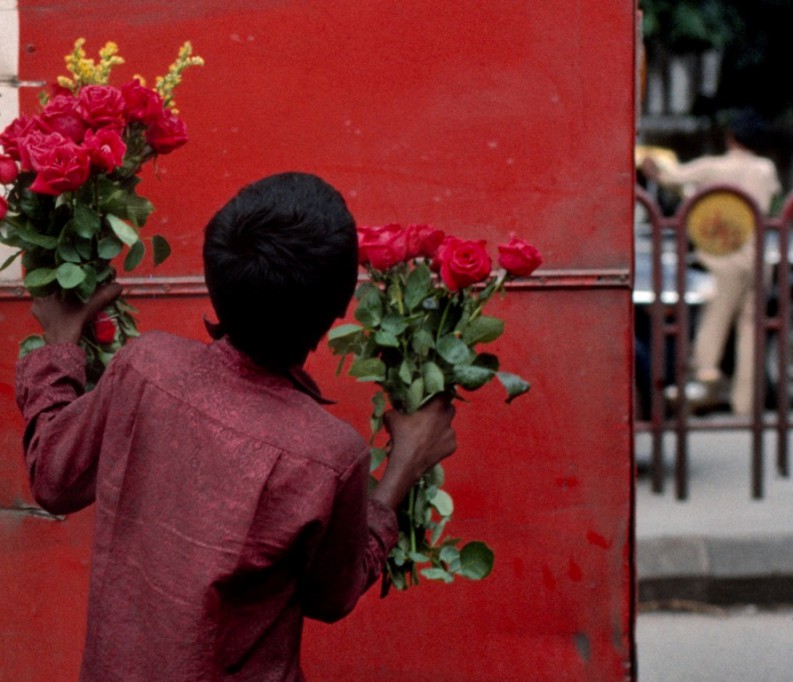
[[372, 397, 457, 511], [31, 283, 123, 345]]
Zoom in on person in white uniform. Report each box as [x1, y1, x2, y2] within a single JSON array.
[[642, 109, 782, 415]]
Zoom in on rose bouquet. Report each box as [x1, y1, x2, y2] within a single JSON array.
[[328, 223, 542, 592], [0, 39, 202, 386]]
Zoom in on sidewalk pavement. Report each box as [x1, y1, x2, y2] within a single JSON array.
[[636, 422, 793, 605]]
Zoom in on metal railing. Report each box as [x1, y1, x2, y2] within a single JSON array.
[[634, 185, 793, 499]]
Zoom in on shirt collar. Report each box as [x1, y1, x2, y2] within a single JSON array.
[[210, 335, 335, 405]]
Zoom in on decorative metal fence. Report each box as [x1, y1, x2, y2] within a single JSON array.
[[634, 185, 793, 499]]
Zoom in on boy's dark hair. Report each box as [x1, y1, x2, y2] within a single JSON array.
[[203, 172, 358, 369]]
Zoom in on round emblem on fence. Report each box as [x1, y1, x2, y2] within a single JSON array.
[[686, 191, 755, 256]]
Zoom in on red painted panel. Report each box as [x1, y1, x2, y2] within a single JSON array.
[[2, 1, 636, 680]]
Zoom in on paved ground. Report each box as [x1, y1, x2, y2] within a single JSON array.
[[635, 423, 793, 680], [636, 424, 793, 604], [637, 606, 793, 682]]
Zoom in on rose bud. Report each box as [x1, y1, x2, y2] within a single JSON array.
[[497, 236, 543, 277], [0, 195, 8, 221], [0, 155, 18, 184]]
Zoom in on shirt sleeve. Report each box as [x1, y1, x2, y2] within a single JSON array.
[[299, 448, 398, 623], [15, 343, 115, 515]]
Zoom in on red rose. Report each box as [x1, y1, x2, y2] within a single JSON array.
[[93, 311, 117, 345], [29, 142, 91, 195], [0, 115, 44, 161], [405, 224, 445, 259], [121, 79, 166, 124], [0, 155, 18, 184], [146, 110, 189, 154], [41, 95, 87, 143], [435, 236, 492, 291], [0, 195, 7, 221], [77, 85, 126, 129], [84, 127, 127, 172], [17, 130, 70, 172], [497, 236, 543, 277], [357, 223, 409, 270]]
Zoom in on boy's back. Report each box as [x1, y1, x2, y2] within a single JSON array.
[[17, 331, 395, 681]]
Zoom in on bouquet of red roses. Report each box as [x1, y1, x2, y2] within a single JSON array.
[[329, 222, 542, 592], [0, 39, 202, 386]]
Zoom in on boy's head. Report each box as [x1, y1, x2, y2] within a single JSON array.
[[203, 172, 358, 370]]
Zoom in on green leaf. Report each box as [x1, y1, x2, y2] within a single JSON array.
[[421, 361, 445, 394], [75, 266, 98, 301], [0, 249, 22, 272], [125, 193, 155, 227], [371, 390, 387, 418], [152, 235, 171, 266], [462, 315, 504, 345], [429, 488, 454, 517], [328, 323, 364, 340], [374, 330, 400, 348], [437, 334, 475, 365], [107, 214, 139, 247], [56, 262, 86, 289], [354, 284, 383, 327], [24, 267, 58, 288], [370, 447, 387, 472], [381, 313, 409, 336], [123, 240, 145, 271], [19, 334, 46, 357], [349, 357, 386, 382], [404, 262, 432, 310], [411, 328, 435, 356], [496, 371, 531, 403], [98, 236, 124, 259], [405, 377, 424, 413], [453, 364, 496, 390], [398, 359, 413, 385], [15, 225, 58, 249], [420, 567, 454, 583], [459, 541, 494, 580], [439, 544, 460, 566], [73, 203, 101, 238], [56, 240, 82, 263]]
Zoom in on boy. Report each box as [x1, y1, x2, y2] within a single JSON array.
[[16, 172, 456, 681]]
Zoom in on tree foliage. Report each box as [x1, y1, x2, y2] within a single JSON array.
[[641, 0, 793, 119]]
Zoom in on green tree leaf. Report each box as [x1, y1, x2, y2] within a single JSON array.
[[420, 567, 454, 583], [496, 371, 531, 403], [458, 541, 494, 580]]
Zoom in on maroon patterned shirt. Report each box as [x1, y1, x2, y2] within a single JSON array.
[[15, 333, 397, 681]]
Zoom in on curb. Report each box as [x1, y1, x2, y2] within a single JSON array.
[[638, 534, 793, 605]]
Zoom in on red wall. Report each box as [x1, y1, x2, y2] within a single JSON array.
[[0, 2, 636, 680]]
